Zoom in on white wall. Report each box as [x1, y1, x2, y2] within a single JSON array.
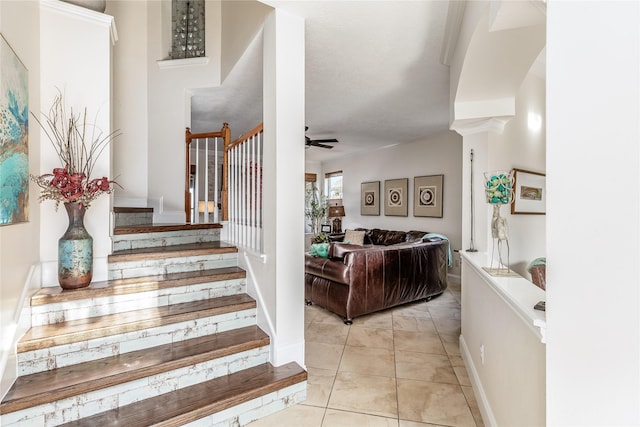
[[319, 130, 463, 255], [0, 0, 41, 401], [546, 1, 640, 424], [488, 71, 546, 276], [146, 0, 222, 219], [107, 0, 149, 204], [221, 0, 271, 83]]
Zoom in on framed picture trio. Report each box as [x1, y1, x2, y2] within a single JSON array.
[[360, 175, 444, 218]]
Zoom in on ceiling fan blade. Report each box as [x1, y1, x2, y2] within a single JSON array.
[[308, 141, 334, 149], [310, 138, 338, 143]]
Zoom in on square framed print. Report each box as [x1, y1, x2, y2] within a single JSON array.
[[384, 178, 408, 216], [321, 224, 332, 233], [361, 181, 380, 215], [511, 168, 546, 215], [414, 175, 443, 218]]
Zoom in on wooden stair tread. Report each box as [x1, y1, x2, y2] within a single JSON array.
[[58, 362, 307, 427], [18, 294, 256, 353], [113, 207, 154, 214], [109, 241, 237, 262], [114, 223, 222, 235], [31, 267, 246, 306], [0, 326, 270, 415]]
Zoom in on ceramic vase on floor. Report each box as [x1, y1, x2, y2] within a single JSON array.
[[58, 202, 93, 290]]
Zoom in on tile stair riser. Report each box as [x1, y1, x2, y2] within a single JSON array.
[[108, 253, 238, 280], [112, 229, 221, 251], [180, 382, 307, 427], [30, 279, 247, 326], [18, 309, 256, 376], [113, 212, 153, 227], [4, 347, 271, 427]]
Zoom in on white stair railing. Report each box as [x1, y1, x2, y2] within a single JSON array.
[[184, 124, 230, 224], [227, 123, 264, 253]]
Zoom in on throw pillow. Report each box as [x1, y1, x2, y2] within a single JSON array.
[[344, 229, 365, 246], [310, 243, 330, 258]]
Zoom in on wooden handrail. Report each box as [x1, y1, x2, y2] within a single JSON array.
[[185, 123, 230, 223], [227, 122, 264, 151]]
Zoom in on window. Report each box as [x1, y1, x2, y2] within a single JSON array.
[[325, 171, 343, 202], [170, 0, 205, 59]]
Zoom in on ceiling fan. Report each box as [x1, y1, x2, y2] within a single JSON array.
[[305, 126, 338, 149]]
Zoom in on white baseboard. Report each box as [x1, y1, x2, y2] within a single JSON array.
[[1, 265, 41, 401], [271, 340, 305, 369], [460, 335, 497, 427]]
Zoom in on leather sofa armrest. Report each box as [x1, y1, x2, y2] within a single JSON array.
[[305, 254, 350, 285]]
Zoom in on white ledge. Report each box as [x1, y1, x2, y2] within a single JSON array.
[[157, 57, 210, 70], [461, 251, 547, 343], [40, 0, 118, 45]]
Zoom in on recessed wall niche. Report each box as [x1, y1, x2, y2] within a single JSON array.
[[170, 0, 205, 59]]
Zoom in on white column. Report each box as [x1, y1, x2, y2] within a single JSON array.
[[546, 1, 640, 424], [39, 0, 116, 285], [262, 8, 305, 366]]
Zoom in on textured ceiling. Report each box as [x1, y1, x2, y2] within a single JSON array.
[[190, 1, 451, 163]]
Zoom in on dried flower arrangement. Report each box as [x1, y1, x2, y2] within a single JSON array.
[[30, 93, 121, 209]]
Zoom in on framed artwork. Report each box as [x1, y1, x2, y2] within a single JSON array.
[[384, 178, 408, 216], [511, 168, 546, 215], [321, 224, 332, 233], [360, 181, 380, 215], [414, 174, 443, 218], [0, 34, 29, 225]]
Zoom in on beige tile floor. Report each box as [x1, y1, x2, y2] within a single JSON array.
[[248, 280, 485, 427]]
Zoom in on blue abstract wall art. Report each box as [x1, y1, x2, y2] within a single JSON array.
[[0, 34, 28, 225]]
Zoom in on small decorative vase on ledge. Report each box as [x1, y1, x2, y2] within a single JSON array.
[[58, 202, 93, 290]]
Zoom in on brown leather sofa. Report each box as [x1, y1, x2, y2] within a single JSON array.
[[305, 228, 448, 324]]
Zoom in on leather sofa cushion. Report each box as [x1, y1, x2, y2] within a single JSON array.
[[406, 230, 428, 243], [369, 228, 407, 246]]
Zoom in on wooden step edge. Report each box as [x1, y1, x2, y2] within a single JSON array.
[[113, 207, 154, 214], [58, 362, 307, 427], [114, 223, 222, 235], [0, 326, 270, 415], [18, 294, 257, 353], [109, 242, 238, 263], [31, 267, 247, 306]]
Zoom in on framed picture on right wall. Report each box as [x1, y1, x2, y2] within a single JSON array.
[[414, 174, 443, 218], [511, 168, 546, 214]]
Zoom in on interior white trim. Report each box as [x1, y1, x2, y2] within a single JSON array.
[[157, 57, 210, 70]]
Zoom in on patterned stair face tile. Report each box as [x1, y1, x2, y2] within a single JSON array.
[[30, 278, 246, 327], [114, 211, 153, 227], [18, 308, 257, 376], [112, 229, 221, 251], [108, 252, 238, 280]]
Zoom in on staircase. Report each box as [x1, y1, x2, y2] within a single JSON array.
[[0, 209, 307, 426]]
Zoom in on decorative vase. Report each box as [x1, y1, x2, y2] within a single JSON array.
[[58, 202, 93, 290]]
